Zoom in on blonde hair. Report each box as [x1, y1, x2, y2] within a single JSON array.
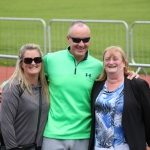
[[97, 46, 129, 81], [8, 44, 49, 103]]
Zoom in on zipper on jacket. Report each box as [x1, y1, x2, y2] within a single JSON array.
[[74, 59, 81, 74], [74, 65, 77, 74]]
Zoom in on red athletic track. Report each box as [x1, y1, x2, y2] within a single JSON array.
[[0, 66, 150, 86]]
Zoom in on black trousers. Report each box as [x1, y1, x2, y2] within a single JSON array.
[[0, 132, 5, 146]]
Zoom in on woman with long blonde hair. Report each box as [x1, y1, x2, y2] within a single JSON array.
[[1, 44, 49, 150]]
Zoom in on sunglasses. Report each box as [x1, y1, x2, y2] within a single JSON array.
[[23, 57, 42, 64], [69, 36, 90, 43]]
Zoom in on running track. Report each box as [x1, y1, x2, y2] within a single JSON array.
[[0, 66, 150, 85]]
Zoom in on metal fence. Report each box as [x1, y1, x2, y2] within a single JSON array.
[[0, 18, 150, 75], [129, 21, 150, 74], [0, 17, 47, 60], [48, 19, 129, 60]]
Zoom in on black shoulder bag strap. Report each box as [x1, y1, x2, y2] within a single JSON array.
[[34, 88, 42, 148]]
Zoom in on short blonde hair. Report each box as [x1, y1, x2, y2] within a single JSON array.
[[97, 46, 129, 81]]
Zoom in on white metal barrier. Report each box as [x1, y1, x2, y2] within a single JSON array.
[[0, 17, 47, 60], [48, 19, 129, 60], [129, 21, 150, 74], [0, 18, 149, 75]]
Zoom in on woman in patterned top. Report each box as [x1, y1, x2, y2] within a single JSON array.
[[88, 46, 150, 150]]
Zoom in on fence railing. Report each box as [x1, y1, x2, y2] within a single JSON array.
[[129, 21, 150, 73], [0, 18, 150, 74], [0, 17, 47, 59], [48, 19, 129, 60]]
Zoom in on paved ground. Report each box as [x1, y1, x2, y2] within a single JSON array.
[[0, 66, 150, 85], [0, 66, 15, 84]]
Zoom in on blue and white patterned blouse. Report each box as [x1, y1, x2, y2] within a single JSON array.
[[94, 82, 129, 150]]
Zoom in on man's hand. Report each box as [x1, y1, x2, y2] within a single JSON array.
[[127, 70, 139, 80]]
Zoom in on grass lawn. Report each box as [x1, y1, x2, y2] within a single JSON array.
[[0, 0, 150, 25]]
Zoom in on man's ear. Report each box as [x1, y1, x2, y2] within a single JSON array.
[[66, 35, 70, 41]]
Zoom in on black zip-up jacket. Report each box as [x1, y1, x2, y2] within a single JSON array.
[[88, 76, 150, 150]]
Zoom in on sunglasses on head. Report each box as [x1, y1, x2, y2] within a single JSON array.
[[23, 57, 42, 64], [69, 36, 90, 43]]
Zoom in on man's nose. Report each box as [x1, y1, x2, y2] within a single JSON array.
[[78, 40, 84, 45]]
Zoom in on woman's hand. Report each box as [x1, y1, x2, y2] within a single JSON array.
[[146, 146, 150, 150]]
